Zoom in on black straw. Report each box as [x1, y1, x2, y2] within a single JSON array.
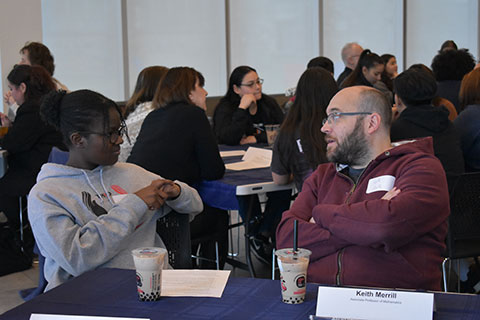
[[293, 220, 298, 252]]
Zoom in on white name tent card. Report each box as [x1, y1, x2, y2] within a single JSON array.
[[315, 286, 434, 320], [30, 315, 148, 320], [225, 147, 272, 171]]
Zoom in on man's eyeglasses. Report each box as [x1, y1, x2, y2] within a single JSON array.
[[81, 123, 130, 144], [322, 112, 372, 126], [240, 78, 264, 88]]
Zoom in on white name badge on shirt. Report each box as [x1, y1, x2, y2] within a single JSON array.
[[366, 175, 396, 194], [315, 286, 434, 320]]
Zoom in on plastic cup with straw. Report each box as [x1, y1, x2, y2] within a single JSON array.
[[275, 219, 312, 304]]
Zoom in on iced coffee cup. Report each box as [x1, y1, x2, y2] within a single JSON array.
[[132, 247, 167, 301], [265, 124, 280, 146], [275, 248, 312, 304]]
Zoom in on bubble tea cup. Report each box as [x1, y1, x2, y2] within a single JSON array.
[[275, 248, 312, 304], [132, 247, 167, 301]]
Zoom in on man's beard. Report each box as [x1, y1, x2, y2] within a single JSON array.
[[327, 118, 370, 167]]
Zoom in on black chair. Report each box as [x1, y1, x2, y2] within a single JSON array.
[[442, 172, 480, 292], [157, 211, 192, 269]]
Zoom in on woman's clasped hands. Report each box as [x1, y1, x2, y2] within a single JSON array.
[[135, 179, 181, 210]]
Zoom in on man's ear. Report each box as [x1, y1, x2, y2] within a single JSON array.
[[366, 113, 381, 134], [69, 132, 87, 149]]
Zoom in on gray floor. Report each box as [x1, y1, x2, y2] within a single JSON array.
[[0, 210, 274, 315]]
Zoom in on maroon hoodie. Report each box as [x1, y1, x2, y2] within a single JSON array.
[[276, 137, 449, 291]]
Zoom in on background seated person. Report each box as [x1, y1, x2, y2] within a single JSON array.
[[0, 65, 64, 231], [127, 67, 227, 269], [213, 65, 284, 145], [28, 89, 203, 291], [272, 67, 338, 192], [431, 48, 475, 113], [119, 65, 169, 162], [4, 42, 68, 122], [276, 86, 449, 291], [213, 65, 289, 263], [454, 68, 480, 172], [337, 42, 363, 87], [391, 67, 464, 193]]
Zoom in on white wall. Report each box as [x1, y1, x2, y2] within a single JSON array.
[[229, 0, 319, 94], [126, 0, 227, 97], [2, 1, 479, 104], [406, 0, 478, 68], [0, 0, 42, 112], [42, 0, 125, 101], [323, 0, 404, 79]]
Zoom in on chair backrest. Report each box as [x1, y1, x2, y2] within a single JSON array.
[[447, 172, 480, 259], [156, 211, 192, 269], [48, 147, 69, 165]]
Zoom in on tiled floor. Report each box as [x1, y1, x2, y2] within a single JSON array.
[[0, 263, 39, 314], [0, 210, 274, 315]]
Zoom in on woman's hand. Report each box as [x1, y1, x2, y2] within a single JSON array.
[[159, 180, 181, 199], [239, 94, 257, 110], [3, 91, 14, 106], [135, 179, 180, 210], [240, 135, 257, 145]]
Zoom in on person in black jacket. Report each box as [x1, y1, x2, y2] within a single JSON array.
[[337, 42, 363, 87], [213, 65, 284, 145], [0, 64, 64, 229], [391, 67, 464, 193], [127, 67, 227, 269], [213, 66, 290, 264], [431, 48, 475, 113]]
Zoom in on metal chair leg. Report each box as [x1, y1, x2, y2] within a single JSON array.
[[457, 259, 461, 293], [215, 241, 219, 270], [227, 210, 240, 257], [19, 196, 24, 252]]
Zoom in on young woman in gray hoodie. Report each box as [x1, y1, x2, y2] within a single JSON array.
[[28, 89, 203, 291]]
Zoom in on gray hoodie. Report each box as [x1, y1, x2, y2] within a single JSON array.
[[28, 162, 203, 291]]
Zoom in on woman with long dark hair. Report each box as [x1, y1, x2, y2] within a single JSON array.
[[380, 54, 398, 91], [271, 67, 338, 191], [213, 65, 284, 145]]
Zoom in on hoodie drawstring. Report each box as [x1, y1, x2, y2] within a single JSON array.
[[81, 168, 114, 206], [100, 167, 114, 206]]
